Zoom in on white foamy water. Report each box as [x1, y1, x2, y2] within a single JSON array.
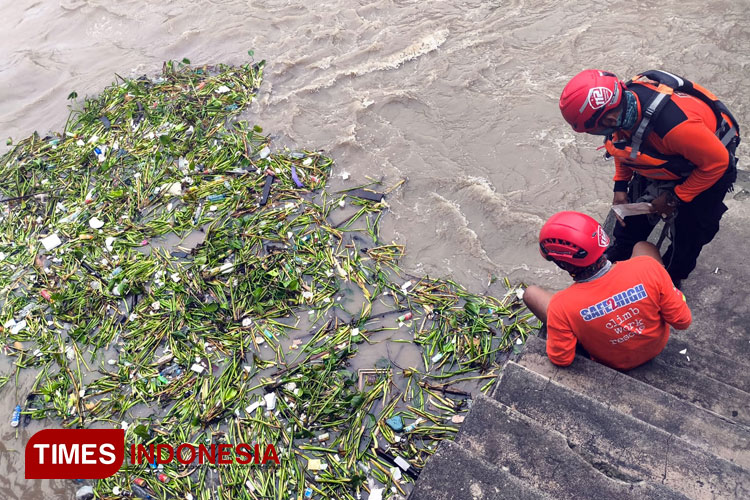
[[1, 0, 749, 497]]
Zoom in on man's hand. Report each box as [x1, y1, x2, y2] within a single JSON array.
[[613, 191, 628, 226], [650, 191, 678, 218]]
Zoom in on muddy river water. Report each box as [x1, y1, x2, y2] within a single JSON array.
[[1, 0, 749, 498]]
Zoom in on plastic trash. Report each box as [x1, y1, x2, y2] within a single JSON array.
[[260, 174, 274, 206], [304, 487, 313, 498], [264, 392, 277, 410], [390, 466, 402, 481], [10, 320, 26, 335], [346, 188, 384, 202], [307, 458, 323, 471], [10, 405, 22, 427], [131, 484, 154, 500], [75, 486, 94, 500], [393, 455, 410, 471], [385, 416, 403, 431], [368, 488, 384, 500], [40, 233, 62, 250], [404, 418, 424, 432], [397, 312, 412, 323], [245, 401, 262, 414], [207, 194, 225, 202], [291, 166, 304, 187], [160, 364, 181, 377], [89, 217, 105, 229]]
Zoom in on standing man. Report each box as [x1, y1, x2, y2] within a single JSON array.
[[522, 211, 692, 371], [558, 70, 740, 287]]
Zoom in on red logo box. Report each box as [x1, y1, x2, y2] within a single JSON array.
[[26, 429, 125, 479]]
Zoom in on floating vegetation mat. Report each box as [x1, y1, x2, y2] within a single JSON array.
[[0, 59, 537, 500]]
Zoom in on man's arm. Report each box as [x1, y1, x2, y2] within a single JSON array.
[[613, 157, 634, 193], [664, 119, 731, 203], [546, 306, 577, 366]]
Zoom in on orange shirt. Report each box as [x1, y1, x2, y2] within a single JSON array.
[[613, 84, 731, 203], [546, 256, 692, 370]]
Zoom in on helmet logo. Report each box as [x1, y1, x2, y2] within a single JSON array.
[[586, 87, 614, 110], [596, 227, 610, 247]]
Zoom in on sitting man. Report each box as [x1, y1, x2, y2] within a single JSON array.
[[522, 211, 692, 371]]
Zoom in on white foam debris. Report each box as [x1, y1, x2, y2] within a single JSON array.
[[41, 233, 62, 250]]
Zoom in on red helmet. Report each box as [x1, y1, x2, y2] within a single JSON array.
[[559, 70, 624, 133], [539, 211, 609, 267]]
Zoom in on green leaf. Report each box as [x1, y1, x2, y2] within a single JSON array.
[[282, 278, 299, 291], [133, 424, 150, 441], [464, 301, 480, 316], [247, 50, 254, 57], [182, 57, 191, 65], [203, 303, 219, 313], [67, 91, 78, 100]]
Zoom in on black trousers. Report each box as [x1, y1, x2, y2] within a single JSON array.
[[608, 167, 735, 282]]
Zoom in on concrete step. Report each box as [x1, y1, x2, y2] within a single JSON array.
[[492, 361, 750, 499], [516, 335, 750, 468], [654, 336, 750, 394], [679, 247, 750, 364], [532, 327, 750, 427], [456, 395, 689, 500], [626, 357, 750, 428], [534, 325, 750, 395], [408, 439, 552, 500]]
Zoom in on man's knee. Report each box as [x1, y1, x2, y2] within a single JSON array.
[[631, 241, 663, 265]]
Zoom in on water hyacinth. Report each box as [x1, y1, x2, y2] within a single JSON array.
[[0, 59, 538, 499]]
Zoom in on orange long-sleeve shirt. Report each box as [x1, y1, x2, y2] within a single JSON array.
[[613, 84, 731, 203], [546, 256, 691, 371]]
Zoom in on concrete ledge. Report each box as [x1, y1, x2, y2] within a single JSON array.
[[457, 394, 688, 500], [626, 357, 750, 427], [655, 336, 750, 393], [493, 362, 750, 499], [516, 335, 750, 468], [407, 439, 551, 500]]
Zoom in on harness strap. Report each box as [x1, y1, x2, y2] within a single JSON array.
[[719, 124, 738, 147], [629, 92, 669, 159]]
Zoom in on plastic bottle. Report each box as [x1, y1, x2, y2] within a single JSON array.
[[75, 485, 94, 500], [404, 418, 424, 432], [160, 364, 181, 377], [10, 405, 21, 427], [131, 484, 154, 500], [397, 312, 413, 323]]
